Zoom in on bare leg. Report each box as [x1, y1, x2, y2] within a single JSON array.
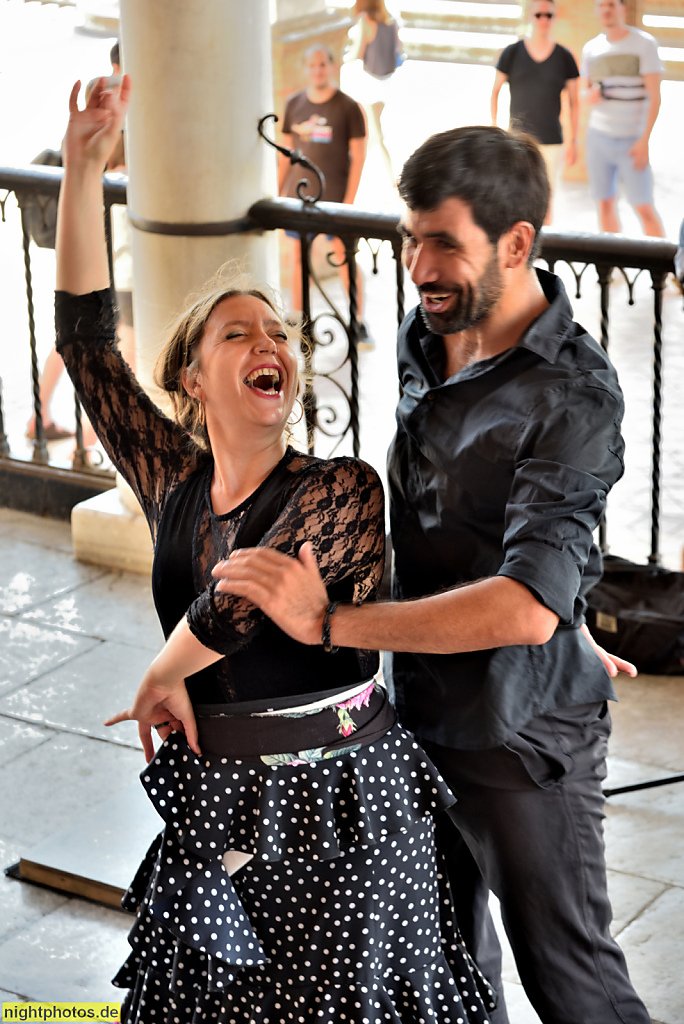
[[367, 101, 394, 186], [598, 198, 621, 233], [288, 233, 303, 317], [26, 346, 69, 435], [634, 203, 665, 238], [329, 236, 364, 321]]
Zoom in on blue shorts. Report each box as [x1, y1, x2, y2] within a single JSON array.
[[585, 128, 655, 207]]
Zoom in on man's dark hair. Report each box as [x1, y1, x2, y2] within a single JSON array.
[[397, 125, 550, 263], [110, 41, 120, 68]]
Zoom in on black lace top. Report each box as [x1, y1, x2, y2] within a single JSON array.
[[55, 289, 384, 704]]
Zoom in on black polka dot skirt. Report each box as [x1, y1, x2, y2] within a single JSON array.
[[113, 722, 496, 1023]]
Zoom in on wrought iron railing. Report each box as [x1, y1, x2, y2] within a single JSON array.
[[0, 166, 125, 481], [0, 163, 678, 562]]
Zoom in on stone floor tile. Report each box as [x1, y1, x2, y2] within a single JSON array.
[[618, 886, 684, 1024], [0, 539, 104, 616], [0, 510, 74, 554], [607, 869, 669, 936], [0, 834, 69, 945], [501, 981, 542, 1024], [0, 989, 29, 1002], [0, 898, 130, 1003], [0, 616, 100, 698], [22, 571, 163, 652], [0, 641, 150, 749], [609, 676, 684, 771], [604, 770, 684, 887], [0, 718, 55, 770], [0, 733, 144, 846]]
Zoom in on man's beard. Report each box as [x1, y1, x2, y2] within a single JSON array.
[[418, 248, 504, 336]]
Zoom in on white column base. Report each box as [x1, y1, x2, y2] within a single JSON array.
[[71, 487, 153, 576]]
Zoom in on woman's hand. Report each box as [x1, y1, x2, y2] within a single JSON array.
[[105, 665, 201, 763], [63, 74, 131, 172]]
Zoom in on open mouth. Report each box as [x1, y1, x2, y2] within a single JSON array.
[[244, 367, 283, 396], [420, 290, 455, 313]]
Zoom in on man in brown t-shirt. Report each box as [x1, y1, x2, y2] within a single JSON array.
[[279, 46, 368, 332]]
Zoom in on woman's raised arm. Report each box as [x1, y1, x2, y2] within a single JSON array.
[[56, 76, 131, 295]]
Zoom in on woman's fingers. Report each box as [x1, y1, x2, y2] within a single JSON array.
[[68, 80, 82, 114], [103, 708, 132, 727], [118, 73, 132, 107], [139, 722, 155, 763]]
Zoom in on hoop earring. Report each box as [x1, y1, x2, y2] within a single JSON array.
[[288, 397, 305, 427], [197, 401, 206, 430]]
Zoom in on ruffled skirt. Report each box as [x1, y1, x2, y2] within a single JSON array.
[[113, 686, 495, 1023]]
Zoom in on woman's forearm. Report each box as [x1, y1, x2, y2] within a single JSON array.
[[55, 163, 110, 294], [148, 616, 224, 688]]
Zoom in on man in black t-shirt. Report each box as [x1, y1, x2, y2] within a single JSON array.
[[278, 46, 368, 329], [491, 0, 579, 223]]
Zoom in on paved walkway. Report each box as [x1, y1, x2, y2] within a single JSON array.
[[0, 507, 682, 1022]]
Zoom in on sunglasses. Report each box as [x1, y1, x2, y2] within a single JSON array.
[[534, 11, 555, 17]]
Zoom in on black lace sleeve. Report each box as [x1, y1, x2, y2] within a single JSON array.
[[55, 289, 205, 540], [187, 455, 385, 655]]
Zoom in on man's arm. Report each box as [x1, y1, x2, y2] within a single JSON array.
[[343, 135, 367, 205], [629, 72, 661, 171], [214, 543, 558, 653], [213, 544, 637, 677], [565, 77, 579, 166], [490, 69, 508, 126]]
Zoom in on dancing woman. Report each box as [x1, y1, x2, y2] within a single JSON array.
[[54, 78, 494, 1023]]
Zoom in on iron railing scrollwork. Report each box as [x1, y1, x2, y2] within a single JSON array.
[[540, 231, 675, 562], [0, 163, 677, 559]]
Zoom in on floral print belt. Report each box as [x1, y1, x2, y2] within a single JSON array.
[[195, 681, 396, 765]]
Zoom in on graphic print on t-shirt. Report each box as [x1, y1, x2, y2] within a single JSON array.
[[291, 115, 333, 143], [592, 53, 646, 101]]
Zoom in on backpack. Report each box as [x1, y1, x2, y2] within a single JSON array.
[[21, 148, 62, 249]]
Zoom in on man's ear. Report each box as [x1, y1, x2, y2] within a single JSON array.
[[502, 221, 535, 268]]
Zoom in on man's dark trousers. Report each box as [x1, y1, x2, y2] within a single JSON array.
[[424, 702, 651, 1024]]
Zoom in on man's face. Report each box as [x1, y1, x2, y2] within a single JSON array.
[[305, 50, 334, 90], [400, 197, 504, 336], [530, 1, 555, 30], [595, 0, 625, 29]]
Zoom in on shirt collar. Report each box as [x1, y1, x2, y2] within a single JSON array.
[[517, 268, 574, 365]]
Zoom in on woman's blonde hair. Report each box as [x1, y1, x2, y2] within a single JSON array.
[[155, 269, 300, 450], [353, 0, 391, 23]]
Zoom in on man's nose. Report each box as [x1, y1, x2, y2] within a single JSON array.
[[406, 243, 438, 286]]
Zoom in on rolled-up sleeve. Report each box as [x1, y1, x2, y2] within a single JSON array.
[[497, 381, 624, 623]]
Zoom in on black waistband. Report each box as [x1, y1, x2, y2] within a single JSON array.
[[194, 680, 374, 718], [195, 684, 396, 761]]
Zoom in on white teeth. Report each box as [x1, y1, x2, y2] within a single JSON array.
[[245, 367, 282, 393]]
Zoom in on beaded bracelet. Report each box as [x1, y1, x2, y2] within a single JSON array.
[[321, 601, 339, 653]]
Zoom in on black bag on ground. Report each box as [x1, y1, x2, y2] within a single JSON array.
[[585, 554, 684, 674]]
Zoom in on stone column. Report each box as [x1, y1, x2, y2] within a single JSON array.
[[121, 0, 279, 396], [72, 0, 279, 573]]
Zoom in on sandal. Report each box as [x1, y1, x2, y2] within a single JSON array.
[[26, 420, 75, 441]]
